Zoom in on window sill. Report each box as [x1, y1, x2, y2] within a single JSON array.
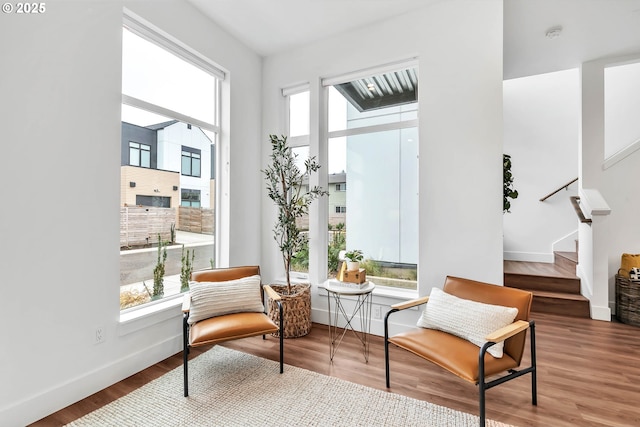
[[372, 284, 418, 300], [119, 295, 183, 336], [317, 279, 418, 307]]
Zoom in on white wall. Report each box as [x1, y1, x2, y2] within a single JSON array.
[[604, 61, 640, 159], [0, 1, 262, 425], [503, 69, 580, 262], [581, 54, 640, 317], [261, 0, 504, 333]]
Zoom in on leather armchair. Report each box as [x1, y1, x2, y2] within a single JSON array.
[[182, 266, 283, 397], [385, 276, 536, 427]]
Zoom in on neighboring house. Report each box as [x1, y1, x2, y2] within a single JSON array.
[[120, 120, 215, 209], [297, 172, 346, 230], [328, 173, 346, 226]]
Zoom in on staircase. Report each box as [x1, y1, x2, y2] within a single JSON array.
[[504, 251, 591, 318]]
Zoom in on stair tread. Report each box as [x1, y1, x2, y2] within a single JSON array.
[[503, 259, 590, 318], [528, 290, 589, 301], [504, 260, 577, 279]]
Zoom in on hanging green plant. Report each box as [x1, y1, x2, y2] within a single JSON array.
[[503, 154, 518, 213]]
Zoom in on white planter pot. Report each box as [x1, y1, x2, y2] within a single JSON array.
[[346, 261, 360, 271]]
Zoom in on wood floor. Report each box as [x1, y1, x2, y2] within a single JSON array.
[[33, 313, 640, 427]]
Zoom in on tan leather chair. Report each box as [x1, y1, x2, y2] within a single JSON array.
[[385, 276, 536, 426], [182, 266, 283, 397]]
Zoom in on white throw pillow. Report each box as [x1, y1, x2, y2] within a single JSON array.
[[416, 287, 518, 358], [187, 275, 264, 325]]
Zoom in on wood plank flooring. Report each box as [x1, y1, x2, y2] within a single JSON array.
[[32, 313, 640, 427]]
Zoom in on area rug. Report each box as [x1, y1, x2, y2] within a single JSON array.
[[66, 346, 513, 427]]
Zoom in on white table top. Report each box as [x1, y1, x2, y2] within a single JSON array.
[[322, 279, 375, 295]]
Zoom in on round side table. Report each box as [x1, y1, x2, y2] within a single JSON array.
[[323, 280, 375, 362]]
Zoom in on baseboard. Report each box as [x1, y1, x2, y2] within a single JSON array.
[[1, 334, 182, 427], [591, 304, 612, 321], [503, 251, 554, 263]]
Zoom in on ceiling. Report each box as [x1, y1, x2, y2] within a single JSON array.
[[186, 0, 640, 80]]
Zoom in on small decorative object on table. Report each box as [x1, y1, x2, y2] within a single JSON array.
[[328, 278, 369, 290], [344, 249, 363, 271], [337, 257, 366, 285], [343, 268, 366, 284]]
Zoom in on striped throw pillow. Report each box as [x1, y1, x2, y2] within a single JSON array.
[[417, 287, 518, 358], [187, 275, 264, 325]]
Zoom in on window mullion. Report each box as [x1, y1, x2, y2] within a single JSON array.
[[123, 94, 219, 134], [327, 118, 418, 139]]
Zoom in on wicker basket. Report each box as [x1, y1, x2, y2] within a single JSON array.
[[267, 283, 312, 338], [615, 274, 640, 326]]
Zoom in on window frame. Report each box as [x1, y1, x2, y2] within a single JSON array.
[[181, 188, 202, 207], [129, 141, 151, 168], [281, 84, 312, 277], [322, 59, 419, 291], [181, 147, 202, 177], [283, 83, 310, 149], [120, 11, 222, 313]]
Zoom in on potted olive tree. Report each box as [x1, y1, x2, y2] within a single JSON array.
[[263, 134, 327, 337]]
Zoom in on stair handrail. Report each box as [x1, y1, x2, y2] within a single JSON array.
[[539, 177, 578, 202], [570, 196, 592, 224]]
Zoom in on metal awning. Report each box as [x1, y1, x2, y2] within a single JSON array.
[[334, 68, 418, 112]]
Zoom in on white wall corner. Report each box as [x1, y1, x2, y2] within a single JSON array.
[[552, 230, 579, 253]]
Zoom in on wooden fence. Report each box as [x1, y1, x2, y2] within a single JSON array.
[[120, 206, 214, 248], [120, 206, 176, 248], [178, 206, 214, 234]]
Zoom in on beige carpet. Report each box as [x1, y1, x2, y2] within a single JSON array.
[[66, 346, 513, 427]]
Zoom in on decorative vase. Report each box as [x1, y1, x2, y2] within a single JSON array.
[[267, 283, 312, 338], [346, 261, 360, 271]]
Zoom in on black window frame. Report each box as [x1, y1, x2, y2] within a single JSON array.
[[129, 141, 151, 168], [181, 146, 201, 177]]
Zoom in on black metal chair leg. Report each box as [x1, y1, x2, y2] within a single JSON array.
[[183, 315, 189, 397], [384, 309, 396, 388], [478, 343, 493, 427], [530, 321, 537, 406], [479, 381, 486, 427], [278, 300, 284, 373]]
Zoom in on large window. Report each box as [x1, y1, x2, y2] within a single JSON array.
[[120, 16, 221, 311], [129, 141, 151, 167], [181, 147, 201, 177], [324, 64, 418, 290]]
